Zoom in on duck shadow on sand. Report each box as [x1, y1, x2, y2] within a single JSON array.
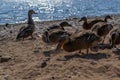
[[43, 50, 53, 57], [43, 49, 64, 57], [60, 53, 111, 61], [43, 49, 111, 61]]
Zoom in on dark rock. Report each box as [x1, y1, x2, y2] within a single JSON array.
[[40, 61, 47, 68], [51, 76, 55, 79], [0, 56, 11, 63], [33, 48, 40, 53]]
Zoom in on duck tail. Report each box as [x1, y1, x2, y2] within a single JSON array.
[[16, 33, 21, 40], [16, 35, 20, 40], [110, 32, 116, 48]]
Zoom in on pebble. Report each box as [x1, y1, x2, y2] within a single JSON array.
[[0, 56, 11, 63], [33, 47, 41, 53], [40, 61, 47, 68]]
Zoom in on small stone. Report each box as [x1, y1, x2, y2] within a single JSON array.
[[4, 75, 9, 80], [51, 76, 55, 79], [90, 61, 97, 65], [0, 56, 11, 63], [10, 31, 13, 33], [45, 58, 50, 61], [40, 61, 47, 68], [33, 48, 40, 53]]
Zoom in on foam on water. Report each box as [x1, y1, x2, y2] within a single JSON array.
[[0, 0, 120, 24]]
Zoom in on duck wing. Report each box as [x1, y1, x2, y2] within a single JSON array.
[[47, 25, 61, 31], [16, 25, 34, 39], [74, 32, 99, 42], [88, 20, 104, 28]]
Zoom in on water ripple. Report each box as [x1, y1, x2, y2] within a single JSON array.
[[0, 0, 120, 23]]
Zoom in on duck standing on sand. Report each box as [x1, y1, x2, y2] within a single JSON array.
[[91, 21, 113, 44], [57, 31, 101, 54], [79, 15, 112, 30], [92, 24, 113, 44], [16, 9, 37, 40]]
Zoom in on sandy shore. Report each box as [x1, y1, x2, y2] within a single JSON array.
[[0, 15, 120, 80]]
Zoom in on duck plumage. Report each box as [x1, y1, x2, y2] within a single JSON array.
[[16, 9, 37, 40]]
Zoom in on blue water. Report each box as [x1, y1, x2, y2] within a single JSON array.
[[0, 0, 120, 24]]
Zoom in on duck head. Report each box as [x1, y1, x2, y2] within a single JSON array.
[[28, 9, 37, 15], [59, 21, 72, 30], [105, 15, 112, 19], [28, 9, 37, 24], [104, 15, 112, 22], [59, 21, 72, 27], [5, 23, 9, 27], [79, 17, 87, 22]]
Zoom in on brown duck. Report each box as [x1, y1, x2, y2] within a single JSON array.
[[42, 29, 71, 50], [57, 31, 101, 54], [91, 22, 113, 44], [16, 9, 37, 40], [42, 22, 72, 48], [46, 21, 72, 31], [79, 15, 112, 30]]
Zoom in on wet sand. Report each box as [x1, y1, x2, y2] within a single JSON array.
[[0, 15, 120, 80]]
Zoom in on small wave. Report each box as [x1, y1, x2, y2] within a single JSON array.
[[1, 0, 120, 23]]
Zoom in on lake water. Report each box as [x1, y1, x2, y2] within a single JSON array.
[[0, 0, 120, 24]]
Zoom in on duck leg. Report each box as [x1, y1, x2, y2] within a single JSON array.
[[55, 42, 63, 51], [86, 48, 89, 54], [101, 36, 105, 44], [79, 50, 85, 54], [22, 38, 24, 41], [78, 50, 81, 53]]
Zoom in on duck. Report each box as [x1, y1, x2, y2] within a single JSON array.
[[58, 31, 101, 54], [42, 29, 71, 50], [109, 28, 120, 48], [79, 15, 112, 30], [16, 9, 37, 40], [42, 22, 72, 47], [4, 23, 9, 29], [91, 21, 113, 44], [46, 21, 72, 31]]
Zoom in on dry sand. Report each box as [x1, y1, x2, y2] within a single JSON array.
[[0, 15, 120, 80]]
